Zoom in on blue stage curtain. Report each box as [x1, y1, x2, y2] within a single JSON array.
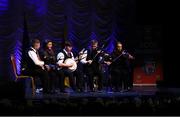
[[0, 0, 135, 80], [0, 0, 24, 80]]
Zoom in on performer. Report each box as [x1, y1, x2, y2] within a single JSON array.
[[73, 48, 86, 92], [26, 38, 50, 94], [56, 41, 77, 92], [75, 48, 89, 92], [80, 40, 104, 92], [40, 40, 58, 93], [105, 41, 134, 92], [99, 51, 112, 91]]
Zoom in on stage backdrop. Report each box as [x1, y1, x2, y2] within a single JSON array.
[[0, 0, 136, 80], [133, 25, 163, 86]]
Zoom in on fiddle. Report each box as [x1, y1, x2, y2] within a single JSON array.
[[104, 50, 135, 66], [88, 49, 111, 65]]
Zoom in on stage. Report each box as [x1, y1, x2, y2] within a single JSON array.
[[26, 86, 157, 99], [25, 86, 180, 99], [0, 86, 180, 115]]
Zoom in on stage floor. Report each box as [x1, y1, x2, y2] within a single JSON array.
[[26, 86, 180, 99], [1, 86, 180, 115]]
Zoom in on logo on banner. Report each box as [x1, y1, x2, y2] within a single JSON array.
[[143, 61, 156, 75]]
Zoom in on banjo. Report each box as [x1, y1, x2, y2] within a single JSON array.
[[64, 58, 77, 72], [63, 48, 86, 72]]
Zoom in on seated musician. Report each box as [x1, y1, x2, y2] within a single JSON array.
[[72, 48, 86, 92], [80, 40, 104, 92], [26, 38, 50, 94], [40, 40, 58, 93], [56, 41, 77, 93], [105, 41, 134, 92]]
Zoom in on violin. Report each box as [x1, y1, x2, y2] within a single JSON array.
[[104, 50, 135, 66]]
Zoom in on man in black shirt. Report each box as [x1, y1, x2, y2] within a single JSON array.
[[106, 41, 134, 92], [81, 40, 104, 92]]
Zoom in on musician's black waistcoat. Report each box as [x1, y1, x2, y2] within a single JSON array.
[[62, 50, 73, 62], [86, 48, 100, 69], [26, 48, 42, 71]]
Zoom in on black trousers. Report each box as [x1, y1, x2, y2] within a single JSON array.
[[48, 70, 58, 91], [86, 65, 103, 91], [73, 68, 84, 91], [30, 68, 50, 93], [111, 68, 130, 90], [100, 64, 110, 89], [57, 68, 76, 92]]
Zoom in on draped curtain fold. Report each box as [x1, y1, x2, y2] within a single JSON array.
[[0, 0, 135, 80]]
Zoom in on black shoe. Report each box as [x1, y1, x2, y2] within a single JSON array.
[[127, 87, 133, 91], [54, 89, 60, 94], [76, 88, 84, 93]]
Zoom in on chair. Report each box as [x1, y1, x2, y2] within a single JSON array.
[[64, 77, 70, 87], [10, 54, 35, 96]]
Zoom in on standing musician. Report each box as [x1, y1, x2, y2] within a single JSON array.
[[80, 40, 104, 92], [105, 41, 134, 92], [56, 41, 79, 93]]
